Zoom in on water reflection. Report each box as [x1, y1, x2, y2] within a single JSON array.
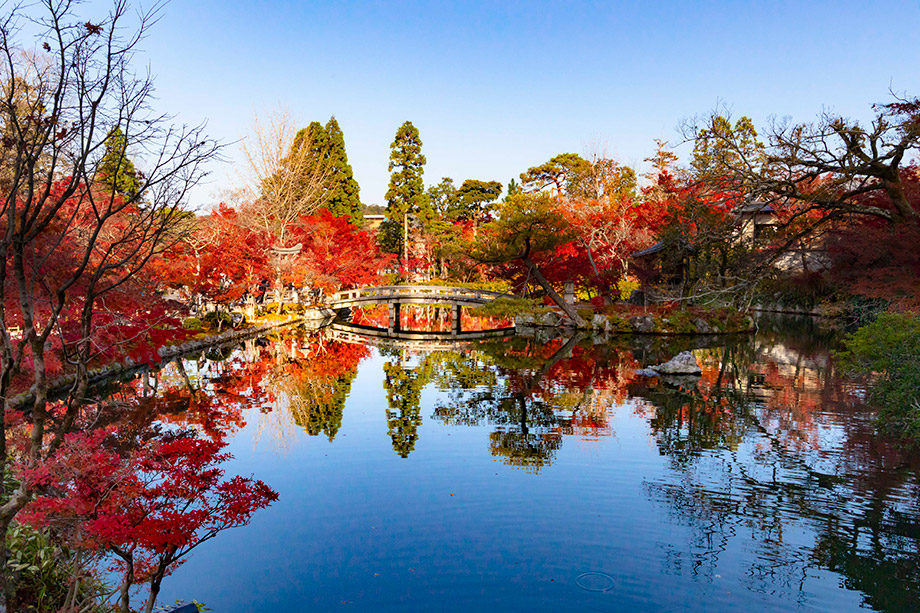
[[636, 319, 920, 611], [116, 315, 920, 610]]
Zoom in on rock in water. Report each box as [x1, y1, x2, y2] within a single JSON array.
[[649, 351, 702, 375]]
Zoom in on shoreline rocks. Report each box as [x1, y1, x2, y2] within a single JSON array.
[[514, 308, 755, 335]]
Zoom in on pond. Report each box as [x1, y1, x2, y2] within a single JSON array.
[[137, 313, 920, 612]]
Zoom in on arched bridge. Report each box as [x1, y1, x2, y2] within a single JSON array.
[[328, 285, 513, 335]]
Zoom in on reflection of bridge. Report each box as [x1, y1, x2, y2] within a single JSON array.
[[328, 323, 515, 352], [328, 285, 512, 334]]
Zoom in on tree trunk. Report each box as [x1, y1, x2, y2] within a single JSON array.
[[882, 170, 918, 223], [402, 211, 409, 275], [522, 257, 586, 326], [116, 552, 134, 613], [144, 556, 175, 613]]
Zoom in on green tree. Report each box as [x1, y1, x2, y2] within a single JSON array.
[[427, 176, 457, 217], [448, 179, 502, 224], [323, 116, 363, 223], [381, 121, 429, 265], [383, 359, 433, 457], [472, 192, 585, 325], [506, 177, 521, 198], [690, 115, 763, 181], [97, 126, 140, 198], [520, 153, 590, 195]]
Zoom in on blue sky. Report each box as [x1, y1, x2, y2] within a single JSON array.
[[132, 0, 920, 209]]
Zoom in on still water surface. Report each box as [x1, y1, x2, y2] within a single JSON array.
[[148, 316, 920, 612]]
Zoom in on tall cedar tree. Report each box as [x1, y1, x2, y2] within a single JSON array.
[[382, 121, 429, 264], [97, 127, 141, 198], [324, 117, 363, 223]]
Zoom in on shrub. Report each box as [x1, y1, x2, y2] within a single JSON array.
[[203, 311, 233, 331], [836, 313, 920, 440], [5, 522, 108, 612], [182, 317, 203, 331], [470, 296, 547, 319], [605, 313, 630, 333]]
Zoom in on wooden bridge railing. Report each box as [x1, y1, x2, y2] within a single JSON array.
[[328, 285, 513, 335]]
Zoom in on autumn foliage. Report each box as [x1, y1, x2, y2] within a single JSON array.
[[18, 428, 278, 613]]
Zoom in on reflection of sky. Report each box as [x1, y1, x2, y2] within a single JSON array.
[[153, 338, 906, 612]]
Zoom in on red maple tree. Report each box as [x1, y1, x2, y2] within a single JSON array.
[[19, 428, 278, 613]]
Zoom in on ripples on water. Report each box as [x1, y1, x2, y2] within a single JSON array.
[[131, 312, 920, 612]]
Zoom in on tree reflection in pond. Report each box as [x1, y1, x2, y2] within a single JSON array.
[[108, 320, 920, 610], [430, 333, 636, 470], [637, 327, 920, 611], [281, 340, 369, 441], [382, 354, 431, 457]]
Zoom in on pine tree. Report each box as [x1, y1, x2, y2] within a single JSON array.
[[690, 116, 762, 180], [97, 126, 140, 198], [324, 116, 362, 224], [381, 121, 429, 264]]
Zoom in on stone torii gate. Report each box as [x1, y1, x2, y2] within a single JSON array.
[[328, 285, 512, 335]]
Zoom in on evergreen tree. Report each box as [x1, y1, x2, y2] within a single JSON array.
[[381, 121, 429, 263], [97, 126, 140, 198], [506, 177, 521, 198], [690, 115, 763, 181], [427, 176, 457, 217], [275, 121, 329, 206], [324, 116, 363, 223], [448, 179, 502, 224], [303, 121, 329, 161]]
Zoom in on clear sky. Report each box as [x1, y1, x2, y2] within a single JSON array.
[[129, 0, 920, 210]]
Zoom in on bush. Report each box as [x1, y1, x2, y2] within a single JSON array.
[[423, 279, 514, 294], [836, 313, 920, 440], [182, 317, 203, 331], [469, 296, 547, 319], [5, 522, 108, 612], [203, 311, 233, 331]]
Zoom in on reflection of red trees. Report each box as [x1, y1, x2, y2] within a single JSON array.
[[284, 339, 370, 394], [351, 304, 511, 331], [151, 351, 276, 441], [498, 339, 638, 440]]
